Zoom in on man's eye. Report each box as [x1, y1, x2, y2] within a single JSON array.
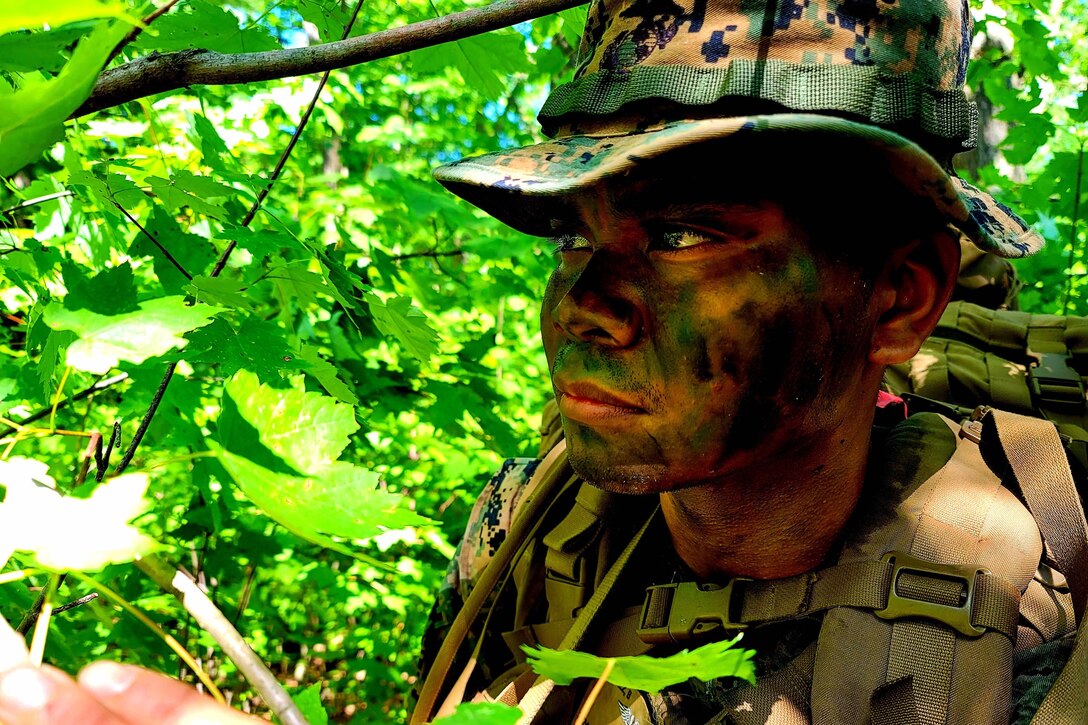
[[656, 228, 716, 251], [550, 234, 592, 253]]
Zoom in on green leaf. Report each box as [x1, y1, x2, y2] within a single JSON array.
[[0, 19, 133, 176], [435, 702, 522, 724], [0, 26, 89, 73], [522, 637, 756, 691], [411, 31, 529, 100], [368, 294, 439, 362], [146, 174, 230, 220], [133, 0, 278, 54], [61, 262, 138, 315], [222, 370, 356, 475], [296, 344, 358, 405], [291, 684, 328, 725], [184, 317, 308, 382], [0, 0, 138, 35], [187, 275, 252, 309], [131, 207, 219, 292], [0, 457, 157, 572], [43, 296, 224, 374], [214, 371, 428, 545]]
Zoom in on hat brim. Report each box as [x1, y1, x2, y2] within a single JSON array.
[[434, 114, 1041, 259]]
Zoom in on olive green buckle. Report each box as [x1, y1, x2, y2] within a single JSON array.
[[875, 551, 989, 638], [636, 579, 750, 645]]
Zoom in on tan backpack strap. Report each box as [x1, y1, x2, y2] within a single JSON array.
[[411, 441, 570, 725], [984, 409, 1088, 622], [515, 506, 661, 725]]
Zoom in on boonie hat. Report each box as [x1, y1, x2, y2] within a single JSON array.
[[434, 0, 1042, 258]]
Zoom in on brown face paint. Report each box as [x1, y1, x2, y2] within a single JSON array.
[[541, 171, 878, 495]]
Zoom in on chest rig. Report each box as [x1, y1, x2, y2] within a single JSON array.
[[413, 407, 1088, 725]]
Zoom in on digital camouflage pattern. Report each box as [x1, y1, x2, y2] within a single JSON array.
[[434, 0, 1044, 260]]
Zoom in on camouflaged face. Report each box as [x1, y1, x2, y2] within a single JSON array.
[[435, 113, 1043, 258]]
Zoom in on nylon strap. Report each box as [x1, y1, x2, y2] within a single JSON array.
[[984, 409, 1088, 622], [411, 441, 570, 725], [515, 506, 661, 725]]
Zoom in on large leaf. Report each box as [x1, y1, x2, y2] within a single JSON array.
[[0, 1, 137, 35], [523, 637, 756, 691], [411, 31, 530, 100], [368, 293, 439, 362], [132, 0, 278, 54], [43, 296, 223, 374], [0, 457, 157, 572], [215, 371, 428, 546], [0, 19, 133, 176]]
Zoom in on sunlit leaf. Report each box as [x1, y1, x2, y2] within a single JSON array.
[[411, 31, 529, 100], [523, 637, 756, 691], [43, 296, 224, 374], [0, 457, 157, 572], [368, 294, 439, 362], [435, 702, 522, 724], [0, 19, 133, 176], [0, 0, 138, 35], [292, 684, 328, 725]]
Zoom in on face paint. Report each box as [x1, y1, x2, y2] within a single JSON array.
[[541, 174, 878, 495]]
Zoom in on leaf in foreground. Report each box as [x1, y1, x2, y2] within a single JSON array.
[[0, 19, 133, 176], [523, 637, 756, 692], [215, 371, 428, 549], [435, 702, 521, 724], [44, 296, 223, 374], [291, 684, 328, 725], [0, 457, 156, 571]]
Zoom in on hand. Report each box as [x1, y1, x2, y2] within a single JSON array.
[[0, 616, 257, 724]]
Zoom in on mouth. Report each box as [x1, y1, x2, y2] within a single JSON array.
[[555, 380, 647, 425]]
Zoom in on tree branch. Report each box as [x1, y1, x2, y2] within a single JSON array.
[[136, 554, 307, 725], [74, 0, 589, 117]]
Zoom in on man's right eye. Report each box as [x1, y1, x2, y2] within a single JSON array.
[[550, 234, 592, 253]]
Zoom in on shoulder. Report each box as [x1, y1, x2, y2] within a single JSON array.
[[455, 457, 542, 597]]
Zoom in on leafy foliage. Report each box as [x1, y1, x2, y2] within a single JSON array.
[[523, 637, 756, 691], [0, 0, 1076, 721]]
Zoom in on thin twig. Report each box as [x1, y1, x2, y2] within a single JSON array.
[[75, 0, 589, 116], [106, 0, 186, 65], [98, 421, 122, 482], [137, 554, 307, 725], [575, 658, 615, 725], [115, 362, 175, 473], [53, 592, 99, 614], [0, 374, 128, 439], [390, 249, 464, 261], [210, 0, 366, 277], [113, 201, 193, 280], [0, 191, 74, 216]]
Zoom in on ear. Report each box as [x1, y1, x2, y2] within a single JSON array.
[[869, 227, 961, 366]]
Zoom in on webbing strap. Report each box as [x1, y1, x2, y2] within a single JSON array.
[[515, 507, 661, 725], [639, 560, 1020, 642], [985, 409, 1088, 623], [411, 441, 570, 725]]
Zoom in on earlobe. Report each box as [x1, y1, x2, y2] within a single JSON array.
[[869, 228, 961, 366]]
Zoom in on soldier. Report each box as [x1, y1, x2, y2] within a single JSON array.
[[1, 0, 1083, 724]]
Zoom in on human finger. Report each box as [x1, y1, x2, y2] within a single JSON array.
[[78, 661, 258, 724], [0, 663, 134, 725]]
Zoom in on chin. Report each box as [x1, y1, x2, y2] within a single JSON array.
[[567, 449, 705, 496]]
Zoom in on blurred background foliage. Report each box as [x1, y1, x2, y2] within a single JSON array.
[[0, 0, 1083, 721]]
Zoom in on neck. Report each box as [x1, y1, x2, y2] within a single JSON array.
[[659, 411, 875, 581]]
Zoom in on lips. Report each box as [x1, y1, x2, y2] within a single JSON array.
[[555, 379, 647, 425]]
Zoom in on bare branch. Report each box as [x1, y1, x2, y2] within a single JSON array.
[[390, 249, 465, 261], [75, 0, 589, 117], [0, 373, 128, 439], [114, 201, 193, 280], [54, 592, 99, 614], [137, 554, 307, 725]]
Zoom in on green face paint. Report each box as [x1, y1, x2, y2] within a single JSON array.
[[540, 169, 876, 494]]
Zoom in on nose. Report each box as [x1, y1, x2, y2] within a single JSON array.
[[551, 254, 643, 348]]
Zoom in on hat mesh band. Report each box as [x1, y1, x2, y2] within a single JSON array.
[[539, 60, 976, 150]]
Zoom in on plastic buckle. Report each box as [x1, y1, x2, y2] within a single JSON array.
[[875, 551, 988, 637], [958, 405, 990, 444], [636, 579, 750, 645], [1029, 352, 1085, 410]]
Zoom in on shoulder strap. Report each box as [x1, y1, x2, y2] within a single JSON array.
[[411, 441, 570, 725]]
